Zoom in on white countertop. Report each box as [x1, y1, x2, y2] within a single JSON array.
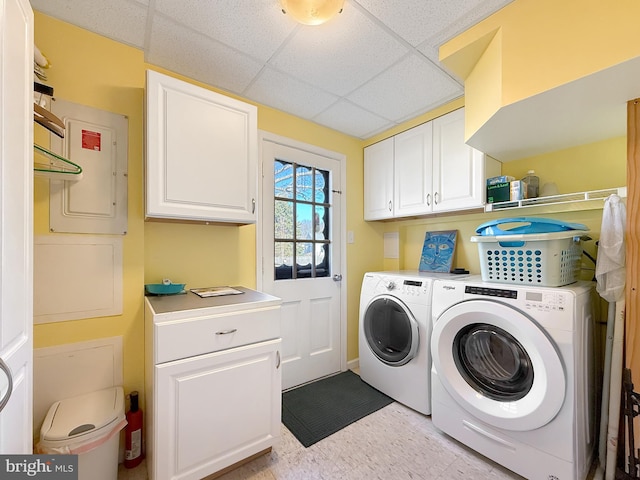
[[145, 286, 281, 321]]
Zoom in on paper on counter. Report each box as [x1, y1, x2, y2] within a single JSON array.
[[190, 286, 244, 298]]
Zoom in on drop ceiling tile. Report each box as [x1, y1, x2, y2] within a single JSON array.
[[354, 0, 484, 47], [348, 53, 462, 122], [244, 68, 339, 120], [147, 15, 264, 95], [270, 4, 409, 97], [313, 100, 393, 138], [153, 0, 297, 62], [30, 0, 148, 49]]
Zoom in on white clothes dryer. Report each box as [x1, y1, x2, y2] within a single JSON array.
[[430, 276, 597, 480], [359, 271, 464, 415]]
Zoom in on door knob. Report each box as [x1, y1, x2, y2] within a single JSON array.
[[333, 274, 343, 282]]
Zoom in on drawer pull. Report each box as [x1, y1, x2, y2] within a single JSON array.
[[276, 351, 281, 369], [215, 329, 237, 335]]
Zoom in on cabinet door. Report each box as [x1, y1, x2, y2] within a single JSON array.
[[364, 137, 394, 220], [152, 339, 281, 480], [432, 108, 486, 212], [146, 70, 257, 223], [393, 123, 433, 218]]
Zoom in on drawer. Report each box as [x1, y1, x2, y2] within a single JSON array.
[[154, 305, 280, 364]]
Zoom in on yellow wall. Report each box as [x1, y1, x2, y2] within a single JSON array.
[[33, 14, 147, 405], [501, 136, 627, 194]]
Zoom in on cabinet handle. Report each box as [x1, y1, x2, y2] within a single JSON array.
[[276, 351, 281, 369], [426, 193, 431, 206], [215, 329, 237, 335], [434, 192, 439, 205], [252, 198, 256, 214], [388, 200, 392, 212]]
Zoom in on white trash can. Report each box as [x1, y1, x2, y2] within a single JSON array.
[[38, 386, 127, 480]]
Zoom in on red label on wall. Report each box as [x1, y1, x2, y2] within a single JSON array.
[[82, 129, 101, 151]]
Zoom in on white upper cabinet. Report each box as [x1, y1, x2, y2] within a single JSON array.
[[432, 108, 496, 212], [364, 137, 394, 220], [364, 108, 500, 221], [393, 122, 433, 217], [145, 70, 258, 224]]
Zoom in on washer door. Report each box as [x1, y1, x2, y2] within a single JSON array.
[[363, 294, 419, 366], [431, 299, 565, 431]]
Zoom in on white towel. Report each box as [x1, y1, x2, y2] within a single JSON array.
[[596, 194, 626, 302]]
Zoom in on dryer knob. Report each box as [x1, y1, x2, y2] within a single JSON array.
[[386, 281, 396, 290]]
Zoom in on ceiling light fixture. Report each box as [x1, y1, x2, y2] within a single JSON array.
[[280, 0, 345, 26]]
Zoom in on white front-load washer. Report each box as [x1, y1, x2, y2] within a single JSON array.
[[430, 276, 597, 480], [359, 271, 464, 415]]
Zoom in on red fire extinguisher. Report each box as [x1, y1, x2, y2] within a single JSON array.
[[124, 391, 143, 468]]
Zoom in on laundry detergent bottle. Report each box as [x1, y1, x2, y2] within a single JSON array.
[[124, 391, 144, 468]]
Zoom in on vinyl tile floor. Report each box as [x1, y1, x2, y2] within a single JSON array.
[[117, 400, 532, 480]]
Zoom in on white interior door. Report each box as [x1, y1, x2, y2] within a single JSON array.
[[0, 0, 34, 452], [259, 134, 345, 390]]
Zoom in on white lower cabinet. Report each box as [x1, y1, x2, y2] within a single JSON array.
[[153, 340, 281, 480], [364, 107, 501, 220], [145, 289, 282, 480]]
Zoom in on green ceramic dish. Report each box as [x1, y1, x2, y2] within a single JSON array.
[[145, 283, 186, 295]]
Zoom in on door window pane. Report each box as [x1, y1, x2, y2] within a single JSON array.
[[296, 165, 313, 201], [315, 243, 329, 278], [315, 169, 329, 203], [274, 159, 331, 280], [275, 242, 293, 280], [314, 206, 328, 241], [296, 242, 313, 278], [275, 200, 294, 239], [275, 161, 294, 199], [296, 203, 313, 240]]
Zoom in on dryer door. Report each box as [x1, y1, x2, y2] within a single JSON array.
[[362, 294, 419, 366], [431, 299, 565, 431]]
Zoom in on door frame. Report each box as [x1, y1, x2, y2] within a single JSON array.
[[256, 131, 348, 376]]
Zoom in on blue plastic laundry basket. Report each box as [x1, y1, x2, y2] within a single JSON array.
[[471, 218, 589, 286]]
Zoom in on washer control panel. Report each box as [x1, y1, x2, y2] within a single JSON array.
[[465, 285, 517, 299], [523, 290, 568, 312], [383, 278, 429, 298], [465, 285, 568, 312]]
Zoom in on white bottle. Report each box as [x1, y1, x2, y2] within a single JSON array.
[[522, 170, 539, 198]]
